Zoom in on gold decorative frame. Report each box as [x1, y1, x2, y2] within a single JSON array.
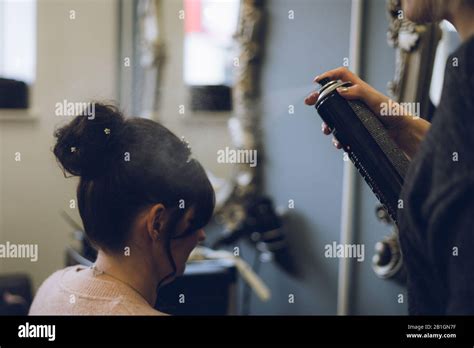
[[136, 0, 166, 116], [216, 0, 266, 229], [386, 0, 442, 117], [372, 0, 442, 281]]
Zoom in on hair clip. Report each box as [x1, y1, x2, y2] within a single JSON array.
[[180, 136, 193, 163]]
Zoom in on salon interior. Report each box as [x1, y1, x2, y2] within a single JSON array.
[[0, 0, 460, 315]]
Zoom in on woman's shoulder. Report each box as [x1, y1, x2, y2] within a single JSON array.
[[445, 35, 474, 105], [433, 36, 474, 139], [29, 266, 167, 315], [28, 266, 78, 315], [36, 266, 79, 291]]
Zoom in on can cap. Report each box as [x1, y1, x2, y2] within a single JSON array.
[[318, 77, 332, 86], [315, 80, 351, 108]]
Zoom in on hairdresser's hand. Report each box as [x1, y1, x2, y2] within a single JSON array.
[[304, 67, 413, 150]]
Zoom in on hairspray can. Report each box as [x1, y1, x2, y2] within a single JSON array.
[[315, 78, 410, 223]]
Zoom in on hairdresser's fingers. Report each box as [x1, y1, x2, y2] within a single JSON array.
[[336, 84, 366, 100], [332, 136, 342, 149], [314, 67, 362, 85], [313, 67, 397, 130], [304, 90, 319, 105], [337, 83, 390, 118], [321, 122, 332, 135]]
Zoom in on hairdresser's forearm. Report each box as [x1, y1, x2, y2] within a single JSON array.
[[388, 117, 431, 160], [367, 97, 431, 160]]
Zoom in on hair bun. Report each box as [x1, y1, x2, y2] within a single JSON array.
[[53, 103, 125, 179]]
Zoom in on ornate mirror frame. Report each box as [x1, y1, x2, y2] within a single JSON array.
[[386, 0, 442, 118], [372, 0, 442, 281], [214, 0, 266, 229]]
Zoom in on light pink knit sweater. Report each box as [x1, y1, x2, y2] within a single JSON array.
[[29, 265, 165, 315]]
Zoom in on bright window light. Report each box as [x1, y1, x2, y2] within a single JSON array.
[[0, 0, 37, 84], [183, 0, 240, 86]]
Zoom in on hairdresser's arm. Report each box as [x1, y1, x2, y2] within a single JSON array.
[[304, 67, 431, 160], [426, 182, 474, 314]]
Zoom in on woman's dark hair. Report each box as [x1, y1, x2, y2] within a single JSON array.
[[53, 103, 215, 261]]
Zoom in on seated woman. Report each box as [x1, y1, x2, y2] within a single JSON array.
[[29, 103, 215, 315]]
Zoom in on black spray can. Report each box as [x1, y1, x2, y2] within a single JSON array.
[[315, 78, 410, 224]]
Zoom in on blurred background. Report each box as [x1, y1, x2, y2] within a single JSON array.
[[0, 0, 459, 315]]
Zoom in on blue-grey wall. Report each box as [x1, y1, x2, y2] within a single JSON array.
[[350, 0, 407, 315], [255, 0, 351, 315], [246, 0, 406, 315], [208, 0, 408, 315]]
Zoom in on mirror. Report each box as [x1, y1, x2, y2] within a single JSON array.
[[130, 0, 266, 225], [183, 0, 240, 87], [184, 0, 240, 112]]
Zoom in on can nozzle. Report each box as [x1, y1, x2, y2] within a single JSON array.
[[318, 77, 331, 86]]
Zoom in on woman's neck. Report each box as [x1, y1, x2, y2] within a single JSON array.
[[94, 249, 159, 306], [450, 4, 474, 42]]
